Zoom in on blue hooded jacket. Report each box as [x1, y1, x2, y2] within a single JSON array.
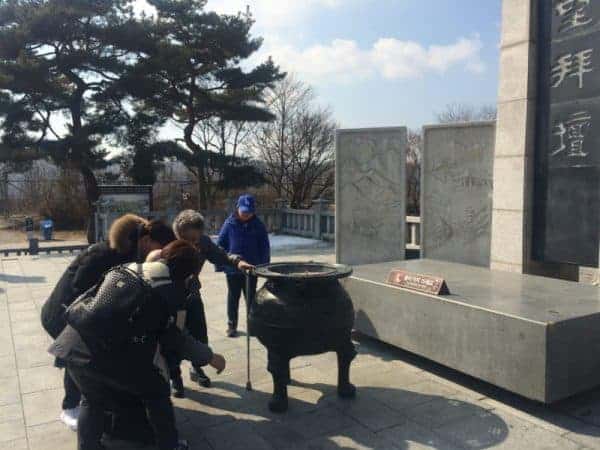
[[216, 213, 270, 274]]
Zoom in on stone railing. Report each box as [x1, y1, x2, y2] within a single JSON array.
[[94, 201, 421, 251]]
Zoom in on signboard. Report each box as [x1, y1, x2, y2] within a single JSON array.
[[386, 269, 450, 296], [97, 185, 153, 215], [533, 1, 600, 266], [95, 185, 153, 243]]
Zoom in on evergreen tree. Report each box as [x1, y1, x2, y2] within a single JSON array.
[[125, 0, 284, 209], [0, 0, 153, 240]]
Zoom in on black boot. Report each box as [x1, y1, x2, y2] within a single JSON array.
[[171, 376, 185, 399], [190, 366, 211, 388]]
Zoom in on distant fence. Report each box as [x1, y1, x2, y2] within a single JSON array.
[[93, 201, 421, 251]]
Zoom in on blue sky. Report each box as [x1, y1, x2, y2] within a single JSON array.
[[138, 0, 502, 130]]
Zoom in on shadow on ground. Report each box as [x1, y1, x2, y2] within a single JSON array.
[[0, 273, 46, 284], [352, 332, 600, 445], [175, 379, 509, 450]]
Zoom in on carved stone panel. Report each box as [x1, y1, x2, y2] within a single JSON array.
[[335, 128, 407, 266], [422, 123, 495, 267]]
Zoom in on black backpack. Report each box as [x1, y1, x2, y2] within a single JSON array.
[[65, 265, 154, 347]]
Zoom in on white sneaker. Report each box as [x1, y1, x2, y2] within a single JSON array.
[[60, 406, 80, 431]]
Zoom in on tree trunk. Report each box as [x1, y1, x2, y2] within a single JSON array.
[[80, 166, 100, 244], [196, 170, 208, 211]]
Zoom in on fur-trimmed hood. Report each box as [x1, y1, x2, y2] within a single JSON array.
[[108, 214, 148, 255]]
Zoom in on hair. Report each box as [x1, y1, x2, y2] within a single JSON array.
[[108, 214, 148, 254], [142, 220, 176, 246], [172, 210, 205, 239], [161, 240, 201, 281]]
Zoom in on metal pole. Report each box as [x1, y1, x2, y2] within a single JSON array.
[[245, 269, 254, 391]]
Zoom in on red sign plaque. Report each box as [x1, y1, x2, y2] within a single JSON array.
[[386, 269, 450, 296]]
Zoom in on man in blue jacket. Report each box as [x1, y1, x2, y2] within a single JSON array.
[[217, 194, 270, 337]]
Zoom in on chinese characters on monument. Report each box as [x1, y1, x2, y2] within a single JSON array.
[[533, 0, 600, 266]]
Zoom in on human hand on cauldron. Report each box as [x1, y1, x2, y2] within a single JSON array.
[[237, 260, 254, 273], [209, 353, 226, 374]]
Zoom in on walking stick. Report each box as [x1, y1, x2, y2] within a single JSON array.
[[245, 268, 255, 391]]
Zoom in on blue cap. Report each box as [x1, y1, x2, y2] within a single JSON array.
[[237, 194, 256, 214]]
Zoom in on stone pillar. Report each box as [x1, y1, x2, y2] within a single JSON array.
[[491, 0, 578, 280], [490, 0, 538, 274], [312, 198, 328, 240], [274, 198, 287, 233]]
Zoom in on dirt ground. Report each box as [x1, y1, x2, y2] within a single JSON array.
[[0, 228, 86, 246]]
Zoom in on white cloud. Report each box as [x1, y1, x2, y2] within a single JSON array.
[[207, 0, 346, 29], [259, 35, 486, 84]]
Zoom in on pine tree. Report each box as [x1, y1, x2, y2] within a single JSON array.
[[0, 0, 153, 240], [125, 0, 284, 209]]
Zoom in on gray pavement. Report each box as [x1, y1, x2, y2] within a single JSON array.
[[2, 249, 600, 449]]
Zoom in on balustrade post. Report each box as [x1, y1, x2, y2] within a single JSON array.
[[274, 198, 287, 233], [312, 198, 329, 240]]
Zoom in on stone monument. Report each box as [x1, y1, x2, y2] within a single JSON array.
[[421, 122, 496, 267], [342, 0, 600, 403], [335, 127, 407, 266]]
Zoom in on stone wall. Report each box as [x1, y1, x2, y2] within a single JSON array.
[[421, 122, 496, 267], [335, 127, 407, 266]]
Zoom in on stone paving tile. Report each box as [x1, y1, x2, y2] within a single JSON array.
[[300, 424, 402, 450], [377, 420, 463, 450], [435, 408, 582, 450], [3, 438, 29, 449], [27, 420, 76, 450], [0, 402, 24, 423], [203, 420, 274, 450], [561, 421, 600, 450], [19, 365, 63, 394], [407, 396, 493, 430], [0, 418, 27, 443], [0, 354, 18, 379], [22, 388, 63, 427], [8, 301, 37, 312], [0, 377, 21, 406], [334, 392, 408, 432], [13, 333, 51, 352], [15, 346, 54, 369], [282, 404, 358, 440]]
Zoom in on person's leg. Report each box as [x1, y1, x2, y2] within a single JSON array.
[[185, 296, 212, 387], [226, 274, 244, 335], [67, 367, 109, 450], [60, 369, 82, 430], [241, 275, 258, 308], [62, 368, 82, 410], [164, 352, 184, 398], [185, 294, 208, 344], [77, 396, 106, 450]]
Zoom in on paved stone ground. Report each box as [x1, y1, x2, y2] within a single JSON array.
[[3, 249, 600, 449]]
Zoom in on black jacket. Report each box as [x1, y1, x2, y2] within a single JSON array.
[[49, 263, 213, 377], [41, 242, 135, 339]]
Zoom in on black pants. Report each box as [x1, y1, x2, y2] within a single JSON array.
[[226, 274, 257, 329], [167, 295, 209, 381], [68, 364, 178, 450], [62, 369, 82, 410]]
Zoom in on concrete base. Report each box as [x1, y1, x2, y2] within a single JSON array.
[[343, 259, 600, 403]]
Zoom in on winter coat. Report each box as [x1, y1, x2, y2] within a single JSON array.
[[41, 242, 136, 339], [216, 214, 270, 274], [48, 261, 214, 380]]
